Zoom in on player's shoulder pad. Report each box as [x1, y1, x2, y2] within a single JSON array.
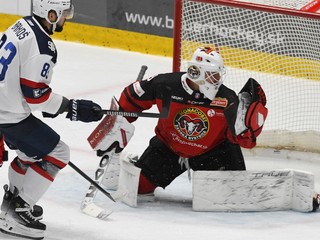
[[23, 16, 57, 63]]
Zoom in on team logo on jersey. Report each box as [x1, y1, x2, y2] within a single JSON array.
[[33, 88, 49, 98], [48, 41, 56, 52], [174, 107, 209, 141]]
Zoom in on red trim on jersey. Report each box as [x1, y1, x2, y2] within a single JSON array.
[[10, 161, 26, 175], [30, 164, 54, 182], [20, 78, 52, 104], [20, 78, 48, 89], [43, 155, 67, 169]]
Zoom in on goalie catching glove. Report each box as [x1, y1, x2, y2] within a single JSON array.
[[224, 78, 268, 148]]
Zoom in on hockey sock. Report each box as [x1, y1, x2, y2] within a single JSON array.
[[138, 173, 157, 194]]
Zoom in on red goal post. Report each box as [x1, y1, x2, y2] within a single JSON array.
[[173, 0, 320, 153]]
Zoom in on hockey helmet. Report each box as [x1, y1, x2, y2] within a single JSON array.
[[187, 47, 226, 100], [32, 0, 74, 24]]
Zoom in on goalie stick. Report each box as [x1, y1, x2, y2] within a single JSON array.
[[80, 100, 120, 220], [100, 64, 171, 119], [99, 86, 171, 119], [80, 65, 149, 219]]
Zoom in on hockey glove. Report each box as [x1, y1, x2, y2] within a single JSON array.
[[0, 133, 8, 167], [224, 78, 268, 148], [66, 99, 103, 123]]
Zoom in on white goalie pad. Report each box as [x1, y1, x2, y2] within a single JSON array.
[[101, 152, 120, 190], [112, 152, 141, 207], [193, 169, 314, 212]]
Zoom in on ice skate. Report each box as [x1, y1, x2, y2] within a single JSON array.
[[0, 189, 46, 240], [0, 185, 43, 221]]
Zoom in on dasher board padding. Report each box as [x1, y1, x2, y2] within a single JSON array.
[[192, 169, 314, 212]]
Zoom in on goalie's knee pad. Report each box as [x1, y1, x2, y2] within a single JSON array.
[[135, 136, 182, 188]]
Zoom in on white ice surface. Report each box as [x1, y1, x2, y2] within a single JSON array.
[[1, 40, 320, 240]]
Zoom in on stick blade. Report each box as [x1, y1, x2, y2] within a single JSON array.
[[81, 202, 113, 220]]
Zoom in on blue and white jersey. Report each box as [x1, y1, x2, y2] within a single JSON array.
[[0, 16, 63, 124]]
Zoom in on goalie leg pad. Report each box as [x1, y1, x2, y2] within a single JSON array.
[[192, 169, 314, 212], [101, 152, 120, 190], [114, 153, 141, 207]]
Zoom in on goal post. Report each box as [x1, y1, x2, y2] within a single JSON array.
[[173, 0, 320, 153]]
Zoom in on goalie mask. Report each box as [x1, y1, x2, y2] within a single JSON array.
[[32, 0, 74, 26], [187, 47, 226, 100]]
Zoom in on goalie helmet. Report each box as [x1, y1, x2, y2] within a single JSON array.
[[32, 0, 74, 24], [187, 47, 226, 100]]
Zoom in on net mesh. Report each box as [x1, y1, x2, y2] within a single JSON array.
[[176, 0, 320, 152]]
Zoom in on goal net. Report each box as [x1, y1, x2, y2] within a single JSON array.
[[173, 0, 320, 153]]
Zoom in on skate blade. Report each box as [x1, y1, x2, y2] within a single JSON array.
[[0, 217, 44, 240]]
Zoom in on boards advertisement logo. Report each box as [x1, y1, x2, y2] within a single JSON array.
[[108, 0, 174, 37]]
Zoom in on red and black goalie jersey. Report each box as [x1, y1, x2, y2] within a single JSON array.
[[118, 72, 240, 158]]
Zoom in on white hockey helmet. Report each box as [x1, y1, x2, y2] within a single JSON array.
[[32, 0, 74, 24], [187, 47, 226, 100]]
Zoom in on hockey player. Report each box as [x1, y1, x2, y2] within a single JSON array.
[[100, 47, 268, 198], [0, 0, 103, 239]]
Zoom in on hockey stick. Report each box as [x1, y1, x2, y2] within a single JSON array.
[[68, 161, 115, 202], [99, 65, 171, 119], [99, 89, 171, 119], [137, 65, 148, 81], [79, 150, 117, 219], [80, 65, 148, 219]]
